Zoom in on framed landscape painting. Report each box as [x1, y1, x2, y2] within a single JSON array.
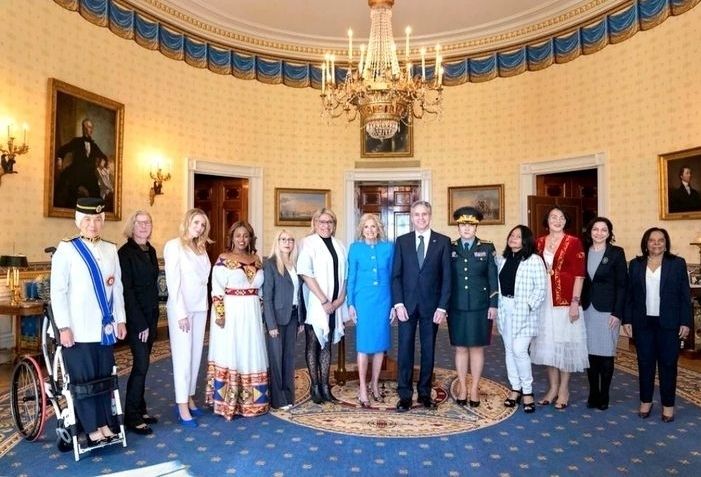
[[447, 184, 505, 225], [275, 188, 330, 226]]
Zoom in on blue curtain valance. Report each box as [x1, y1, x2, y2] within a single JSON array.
[[53, 0, 700, 88]]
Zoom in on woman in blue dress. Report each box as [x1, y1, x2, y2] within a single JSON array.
[[347, 213, 393, 407]]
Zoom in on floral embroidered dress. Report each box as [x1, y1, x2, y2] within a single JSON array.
[[205, 255, 270, 419]]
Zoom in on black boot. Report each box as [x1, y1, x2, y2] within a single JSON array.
[[586, 355, 601, 408], [320, 384, 339, 403], [598, 357, 615, 410], [310, 385, 324, 404]]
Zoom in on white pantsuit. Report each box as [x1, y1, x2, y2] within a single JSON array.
[[497, 254, 546, 394], [164, 238, 211, 403]]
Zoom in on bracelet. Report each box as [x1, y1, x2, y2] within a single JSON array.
[[321, 299, 329, 305], [571, 296, 580, 304]]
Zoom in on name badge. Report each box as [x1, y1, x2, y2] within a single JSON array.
[[474, 251, 487, 257]]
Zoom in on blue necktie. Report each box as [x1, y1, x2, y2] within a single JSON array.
[[417, 235, 425, 268]]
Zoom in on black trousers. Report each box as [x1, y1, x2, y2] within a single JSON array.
[[62, 342, 116, 433], [397, 310, 438, 401], [266, 309, 299, 408], [634, 317, 680, 407], [124, 319, 158, 425]]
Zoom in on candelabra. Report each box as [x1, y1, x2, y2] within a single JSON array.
[[0, 124, 29, 183], [1, 255, 29, 305], [320, 0, 443, 140], [149, 167, 172, 205]]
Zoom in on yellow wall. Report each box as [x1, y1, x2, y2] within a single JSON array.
[[1, 0, 700, 263]]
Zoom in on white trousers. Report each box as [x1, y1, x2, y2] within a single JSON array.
[[501, 297, 534, 394], [168, 310, 207, 403]]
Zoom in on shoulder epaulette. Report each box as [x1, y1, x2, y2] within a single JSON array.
[[102, 239, 116, 245], [62, 234, 80, 242]]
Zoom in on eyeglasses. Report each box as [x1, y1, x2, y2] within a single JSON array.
[[135, 220, 152, 226], [317, 220, 334, 225], [279, 238, 295, 243]]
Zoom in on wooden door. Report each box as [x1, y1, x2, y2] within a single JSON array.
[[193, 175, 248, 264], [357, 183, 419, 241], [528, 196, 584, 237]]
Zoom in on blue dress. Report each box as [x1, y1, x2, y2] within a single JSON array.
[[347, 241, 393, 354]]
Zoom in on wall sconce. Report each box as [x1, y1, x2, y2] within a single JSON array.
[[149, 159, 171, 205], [0, 122, 29, 186], [1, 254, 29, 305]]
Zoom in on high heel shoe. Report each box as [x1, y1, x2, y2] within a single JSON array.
[[310, 384, 324, 404], [189, 406, 205, 418], [503, 389, 522, 408], [661, 413, 675, 423], [357, 397, 371, 409], [370, 386, 385, 403], [537, 395, 557, 406], [638, 402, 653, 419], [522, 393, 536, 414], [320, 384, 339, 403], [175, 406, 198, 428]]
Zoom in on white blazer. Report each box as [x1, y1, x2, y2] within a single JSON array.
[[163, 238, 211, 320], [50, 238, 127, 342], [297, 233, 348, 349], [496, 253, 547, 338]]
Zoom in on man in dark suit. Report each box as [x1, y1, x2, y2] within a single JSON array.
[[669, 165, 701, 213], [392, 200, 452, 411], [54, 118, 106, 208]]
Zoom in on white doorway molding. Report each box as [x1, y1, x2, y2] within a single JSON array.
[[343, 168, 432, 244], [519, 152, 608, 224], [187, 159, 264, 246]]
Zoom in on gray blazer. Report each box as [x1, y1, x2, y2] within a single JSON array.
[[263, 258, 303, 330]]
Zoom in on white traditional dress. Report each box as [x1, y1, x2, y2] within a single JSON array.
[[205, 255, 270, 419]]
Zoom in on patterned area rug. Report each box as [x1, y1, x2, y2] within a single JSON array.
[[272, 369, 515, 437]]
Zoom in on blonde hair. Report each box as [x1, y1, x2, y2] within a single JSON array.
[[355, 213, 386, 241], [123, 210, 153, 240], [179, 208, 212, 254], [268, 229, 297, 276], [309, 208, 337, 236]]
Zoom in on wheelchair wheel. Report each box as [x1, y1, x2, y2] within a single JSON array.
[[10, 356, 47, 441], [56, 436, 73, 453]]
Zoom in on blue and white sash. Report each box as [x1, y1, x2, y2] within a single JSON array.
[[71, 239, 116, 345]]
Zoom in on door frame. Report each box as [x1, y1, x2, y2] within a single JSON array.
[[187, 159, 264, 246], [344, 168, 432, 244], [520, 152, 608, 224]]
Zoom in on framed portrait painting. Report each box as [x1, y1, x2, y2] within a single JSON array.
[[45, 78, 124, 220], [275, 188, 330, 226], [448, 184, 505, 225], [360, 117, 413, 158], [659, 146, 701, 220]]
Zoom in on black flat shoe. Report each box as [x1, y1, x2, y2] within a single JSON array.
[[86, 434, 108, 447], [127, 423, 153, 435], [638, 403, 653, 419], [455, 399, 467, 407], [396, 399, 412, 412], [469, 400, 481, 408], [142, 414, 159, 424], [597, 403, 609, 411], [418, 396, 437, 410]]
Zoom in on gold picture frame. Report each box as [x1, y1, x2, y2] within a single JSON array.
[[659, 146, 701, 220], [448, 184, 505, 225], [275, 188, 331, 226], [45, 78, 124, 220], [360, 116, 414, 158]]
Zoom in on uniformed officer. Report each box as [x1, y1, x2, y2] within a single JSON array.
[[50, 197, 127, 446], [448, 206, 498, 407]]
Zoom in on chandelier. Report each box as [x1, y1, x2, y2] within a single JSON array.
[[320, 0, 443, 140]]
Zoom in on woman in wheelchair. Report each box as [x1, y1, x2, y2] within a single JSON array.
[[50, 197, 127, 445]]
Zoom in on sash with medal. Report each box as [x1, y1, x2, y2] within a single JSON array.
[[71, 238, 117, 345]]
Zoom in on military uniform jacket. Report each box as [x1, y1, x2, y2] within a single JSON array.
[[50, 237, 127, 342], [449, 237, 499, 312]]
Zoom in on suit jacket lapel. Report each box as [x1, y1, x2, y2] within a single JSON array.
[[660, 256, 669, 292]]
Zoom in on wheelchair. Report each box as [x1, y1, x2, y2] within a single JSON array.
[[9, 263, 127, 461]]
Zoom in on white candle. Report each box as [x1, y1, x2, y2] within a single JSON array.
[[438, 63, 443, 85], [14, 268, 19, 286], [405, 26, 411, 61], [359, 44, 366, 78], [348, 29, 353, 63], [330, 55, 335, 84], [420, 47, 426, 81], [5, 270, 9, 287], [435, 44, 441, 73], [321, 62, 326, 93]]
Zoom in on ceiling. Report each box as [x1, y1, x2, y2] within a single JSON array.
[[135, 0, 620, 57]]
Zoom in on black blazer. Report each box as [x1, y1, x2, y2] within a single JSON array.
[[262, 258, 304, 331], [391, 230, 452, 316], [623, 254, 692, 330], [118, 238, 160, 333], [581, 244, 627, 318]]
